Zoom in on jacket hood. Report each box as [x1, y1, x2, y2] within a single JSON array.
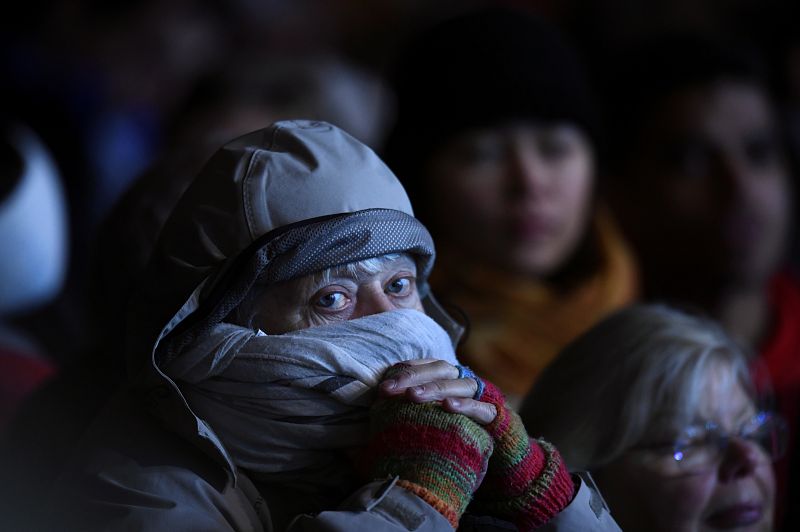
[[133, 120, 413, 342], [124, 120, 462, 478]]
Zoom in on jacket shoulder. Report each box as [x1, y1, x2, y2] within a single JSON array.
[[43, 391, 264, 531]]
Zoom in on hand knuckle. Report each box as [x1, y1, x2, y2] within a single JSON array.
[[397, 366, 417, 379], [430, 360, 447, 371]]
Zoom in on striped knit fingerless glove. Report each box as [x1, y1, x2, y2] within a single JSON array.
[[470, 381, 575, 530], [358, 399, 494, 528]]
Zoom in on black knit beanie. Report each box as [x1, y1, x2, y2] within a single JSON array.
[[382, 7, 598, 202]]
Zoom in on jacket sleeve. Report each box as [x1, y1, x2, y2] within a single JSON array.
[[537, 472, 622, 532], [287, 477, 457, 532], [286, 473, 621, 532]]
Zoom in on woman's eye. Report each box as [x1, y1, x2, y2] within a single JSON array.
[[677, 426, 716, 451], [663, 140, 711, 178], [466, 144, 504, 164], [386, 277, 413, 296], [452, 136, 506, 166], [744, 136, 779, 168], [315, 292, 348, 310], [537, 134, 573, 160]]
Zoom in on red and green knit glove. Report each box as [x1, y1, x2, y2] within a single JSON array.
[[358, 398, 494, 528], [470, 381, 575, 530]]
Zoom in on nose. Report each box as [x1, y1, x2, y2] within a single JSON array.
[[712, 153, 751, 206], [718, 437, 765, 482], [350, 290, 396, 319], [507, 144, 548, 199]]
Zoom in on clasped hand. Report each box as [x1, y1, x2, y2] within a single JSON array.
[[378, 359, 498, 425]]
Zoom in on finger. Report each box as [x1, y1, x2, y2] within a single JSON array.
[[379, 360, 460, 396], [400, 359, 441, 366], [442, 397, 498, 425], [404, 378, 478, 402]]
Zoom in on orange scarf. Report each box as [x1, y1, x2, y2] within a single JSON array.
[[432, 211, 638, 406]]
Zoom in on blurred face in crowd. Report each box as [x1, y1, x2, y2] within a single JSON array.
[[595, 362, 776, 532], [426, 123, 594, 275], [245, 254, 424, 333], [614, 81, 790, 291]]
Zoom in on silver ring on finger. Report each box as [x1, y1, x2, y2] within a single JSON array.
[[455, 364, 485, 401]]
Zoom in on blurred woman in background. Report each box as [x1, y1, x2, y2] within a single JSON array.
[[521, 304, 786, 532], [598, 34, 799, 528], [383, 7, 637, 408]]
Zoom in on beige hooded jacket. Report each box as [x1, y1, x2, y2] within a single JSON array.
[[45, 121, 619, 531]]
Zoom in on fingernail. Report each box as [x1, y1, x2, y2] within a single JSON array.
[[382, 380, 397, 390], [449, 399, 461, 407], [412, 386, 425, 395]]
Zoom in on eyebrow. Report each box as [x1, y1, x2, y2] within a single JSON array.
[[320, 257, 418, 285], [688, 407, 757, 430]]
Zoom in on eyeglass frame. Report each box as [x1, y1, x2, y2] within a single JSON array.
[[631, 410, 789, 474]]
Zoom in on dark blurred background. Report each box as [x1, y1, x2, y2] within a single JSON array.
[[0, 0, 799, 528], [2, 0, 798, 366]]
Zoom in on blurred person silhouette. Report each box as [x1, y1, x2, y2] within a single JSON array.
[[24, 0, 231, 223], [0, 124, 72, 530], [382, 7, 638, 408], [0, 124, 64, 430], [598, 33, 798, 528], [759, 17, 800, 276], [521, 304, 787, 532], [0, 30, 397, 532], [42, 121, 619, 531], [0, 0, 232, 371], [749, 33, 800, 532]]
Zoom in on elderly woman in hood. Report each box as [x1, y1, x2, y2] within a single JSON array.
[[44, 121, 617, 531]]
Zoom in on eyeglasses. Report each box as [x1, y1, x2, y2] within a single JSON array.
[[638, 411, 788, 475]]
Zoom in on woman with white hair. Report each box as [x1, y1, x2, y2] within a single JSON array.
[[42, 120, 620, 531], [521, 304, 787, 531]]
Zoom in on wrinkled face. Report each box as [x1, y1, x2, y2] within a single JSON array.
[[248, 254, 424, 334], [595, 365, 775, 532], [427, 123, 594, 275], [614, 81, 790, 290]]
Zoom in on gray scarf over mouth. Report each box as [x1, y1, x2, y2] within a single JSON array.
[[156, 208, 459, 498], [165, 310, 458, 495]]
